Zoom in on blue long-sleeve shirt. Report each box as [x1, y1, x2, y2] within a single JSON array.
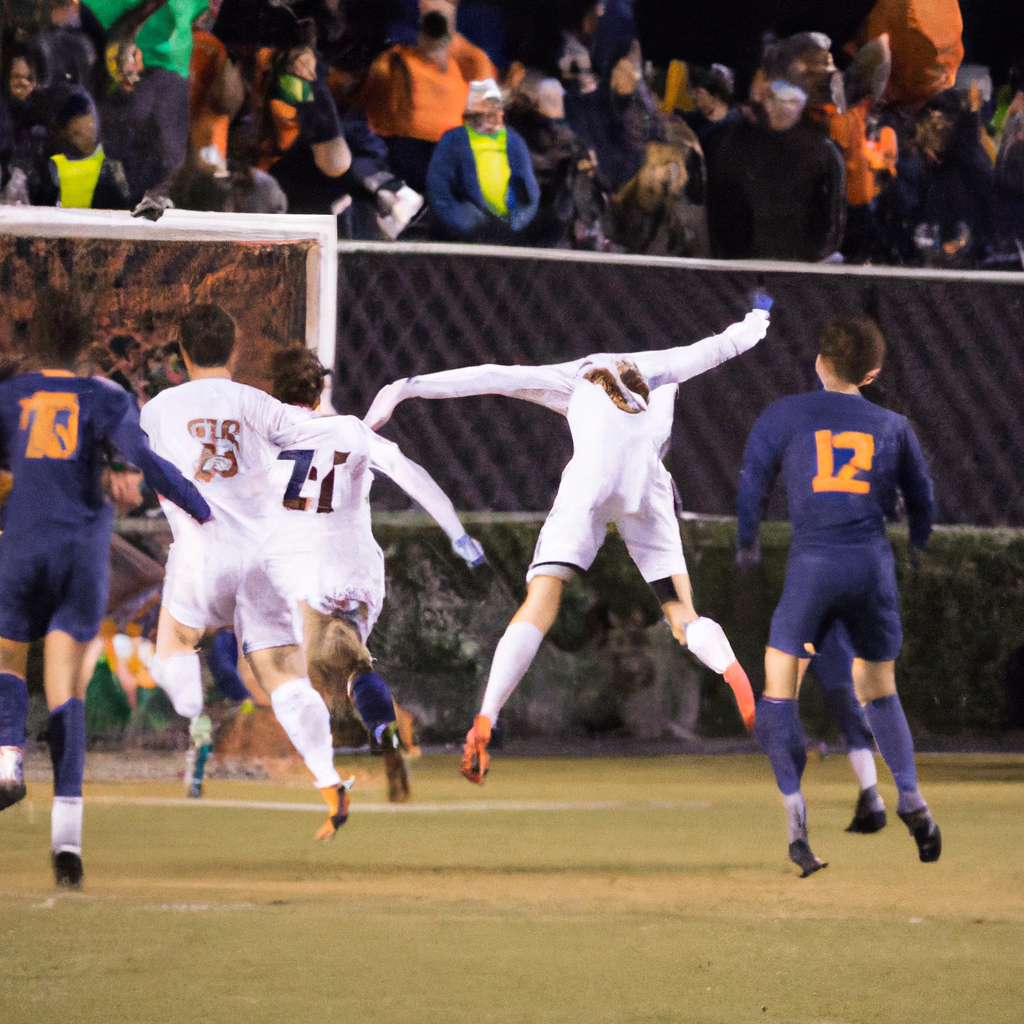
[[0, 371, 209, 537], [736, 390, 934, 553]]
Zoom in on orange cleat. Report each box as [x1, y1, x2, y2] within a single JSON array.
[[723, 660, 756, 733], [316, 777, 354, 840], [460, 714, 491, 784]]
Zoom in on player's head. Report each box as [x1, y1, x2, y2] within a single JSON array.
[[178, 305, 236, 369], [270, 343, 329, 408], [31, 287, 87, 366], [581, 356, 649, 413], [818, 316, 885, 387]]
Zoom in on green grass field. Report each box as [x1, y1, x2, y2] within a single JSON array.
[[2, 753, 1023, 1024]]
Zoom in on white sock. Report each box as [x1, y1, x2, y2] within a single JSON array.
[[269, 678, 341, 790], [51, 796, 83, 855], [782, 791, 807, 844], [153, 652, 204, 719], [848, 747, 879, 791], [480, 622, 544, 723]]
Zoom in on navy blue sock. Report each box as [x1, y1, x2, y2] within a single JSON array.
[[48, 698, 86, 797], [821, 683, 874, 751], [209, 629, 251, 702], [754, 697, 807, 796], [0, 671, 29, 747], [863, 694, 918, 794], [350, 672, 395, 737]]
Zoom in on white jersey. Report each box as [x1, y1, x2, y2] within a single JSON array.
[[263, 413, 467, 633], [364, 310, 770, 518], [140, 377, 316, 543]]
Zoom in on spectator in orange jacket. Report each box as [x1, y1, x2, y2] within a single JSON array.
[[359, 0, 497, 191]]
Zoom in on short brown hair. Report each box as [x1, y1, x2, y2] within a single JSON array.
[[270, 343, 329, 407], [819, 316, 885, 385], [178, 304, 235, 367]]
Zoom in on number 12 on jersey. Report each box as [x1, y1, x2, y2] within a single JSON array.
[[278, 449, 349, 513], [812, 430, 874, 494]]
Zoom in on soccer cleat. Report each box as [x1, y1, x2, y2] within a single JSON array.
[[788, 839, 828, 877], [316, 778, 355, 840], [845, 785, 887, 833], [0, 745, 27, 811], [460, 715, 491, 784], [379, 722, 411, 802], [187, 780, 203, 799], [898, 808, 942, 862], [53, 850, 83, 890]]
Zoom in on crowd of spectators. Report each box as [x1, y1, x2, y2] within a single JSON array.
[[1, 0, 1022, 268]]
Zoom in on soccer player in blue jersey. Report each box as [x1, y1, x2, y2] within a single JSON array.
[[0, 289, 211, 888], [736, 316, 940, 876]]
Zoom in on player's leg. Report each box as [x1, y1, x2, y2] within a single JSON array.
[[245, 642, 349, 838], [620, 498, 756, 732], [854, 659, 940, 862], [658, 575, 756, 733], [152, 606, 207, 719], [758, 646, 826, 876], [41, 629, 95, 889], [813, 623, 885, 833], [301, 601, 409, 803], [463, 572, 565, 783], [0, 638, 30, 810]]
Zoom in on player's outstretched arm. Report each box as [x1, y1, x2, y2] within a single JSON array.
[[367, 432, 485, 565], [631, 307, 770, 389], [735, 405, 784, 552], [110, 411, 211, 522], [363, 362, 581, 430]]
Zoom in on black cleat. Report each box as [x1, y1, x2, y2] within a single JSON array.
[[846, 786, 887, 833], [0, 745, 26, 811], [53, 851, 83, 890], [899, 808, 942, 862], [788, 839, 828, 877], [187, 780, 202, 799]]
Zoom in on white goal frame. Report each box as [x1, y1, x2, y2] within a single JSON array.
[[0, 207, 338, 409]]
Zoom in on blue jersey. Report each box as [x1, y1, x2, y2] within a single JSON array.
[[0, 371, 209, 643], [0, 370, 209, 538], [736, 390, 934, 553]]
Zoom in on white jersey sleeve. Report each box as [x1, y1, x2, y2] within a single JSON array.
[[629, 310, 770, 390], [364, 360, 583, 428], [367, 432, 465, 541]]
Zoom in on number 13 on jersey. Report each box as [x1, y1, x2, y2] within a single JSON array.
[[812, 430, 874, 494]]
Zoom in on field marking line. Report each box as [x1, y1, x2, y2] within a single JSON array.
[[85, 796, 712, 814]]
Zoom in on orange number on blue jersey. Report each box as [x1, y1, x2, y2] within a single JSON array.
[[812, 430, 874, 494], [19, 392, 80, 459]]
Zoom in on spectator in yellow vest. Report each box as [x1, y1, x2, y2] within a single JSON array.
[[46, 88, 131, 208]]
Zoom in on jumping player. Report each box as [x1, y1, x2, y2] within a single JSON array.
[[0, 289, 211, 888], [263, 345, 485, 801], [140, 305, 363, 839], [736, 315, 940, 876], [365, 301, 772, 783]]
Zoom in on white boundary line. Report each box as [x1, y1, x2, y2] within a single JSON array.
[[86, 795, 711, 814], [338, 239, 1024, 285]]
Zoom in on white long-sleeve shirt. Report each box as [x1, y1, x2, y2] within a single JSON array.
[[364, 310, 769, 516]]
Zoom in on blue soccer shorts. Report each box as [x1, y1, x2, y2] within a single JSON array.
[[768, 541, 902, 663]]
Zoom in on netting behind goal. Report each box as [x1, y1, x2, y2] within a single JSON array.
[[335, 245, 1024, 528]]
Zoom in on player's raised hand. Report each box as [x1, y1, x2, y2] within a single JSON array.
[[452, 534, 486, 566], [749, 289, 774, 312], [364, 379, 409, 430]]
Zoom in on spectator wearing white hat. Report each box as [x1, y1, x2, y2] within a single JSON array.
[[425, 77, 540, 241]]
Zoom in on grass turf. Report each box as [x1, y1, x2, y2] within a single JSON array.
[[2, 753, 1023, 1024]]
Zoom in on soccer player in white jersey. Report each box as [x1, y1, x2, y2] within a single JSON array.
[[263, 345, 484, 800], [140, 305, 363, 839], [365, 299, 772, 782]]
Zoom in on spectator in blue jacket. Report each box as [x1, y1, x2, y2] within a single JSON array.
[[426, 77, 540, 242]]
